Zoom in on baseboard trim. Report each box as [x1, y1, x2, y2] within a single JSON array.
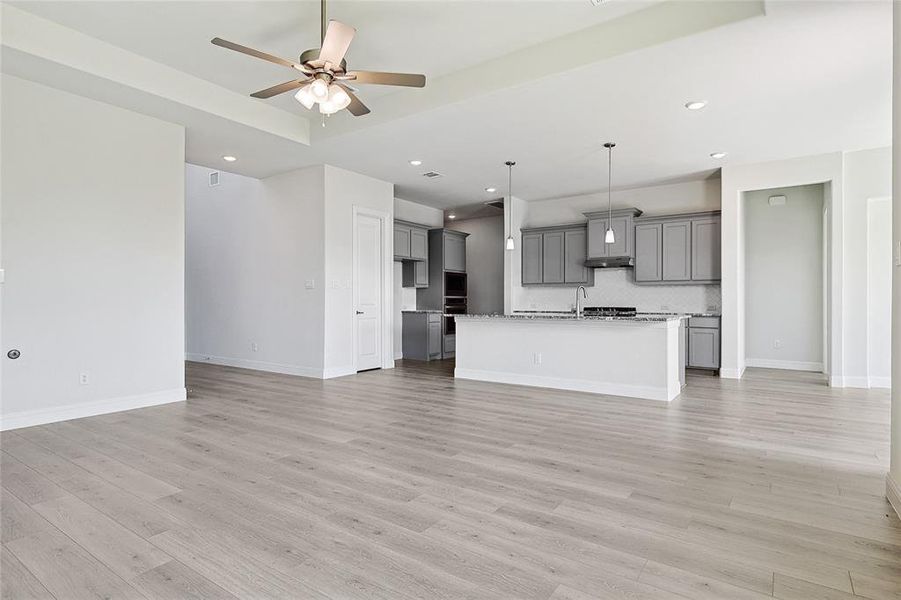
[[720, 366, 746, 379], [886, 473, 901, 521], [454, 368, 675, 402], [0, 387, 186, 431], [828, 375, 891, 389], [186, 353, 322, 378], [745, 358, 823, 372], [322, 366, 356, 379]]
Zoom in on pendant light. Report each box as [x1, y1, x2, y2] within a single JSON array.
[[603, 142, 616, 244], [505, 160, 516, 251]]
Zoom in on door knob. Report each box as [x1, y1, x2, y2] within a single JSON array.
[[356, 310, 364, 315]]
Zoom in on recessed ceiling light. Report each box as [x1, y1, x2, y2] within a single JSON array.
[[485, 187, 497, 193], [409, 160, 422, 166], [448, 214, 456, 219], [710, 152, 727, 159], [223, 155, 237, 162], [684, 100, 707, 111]]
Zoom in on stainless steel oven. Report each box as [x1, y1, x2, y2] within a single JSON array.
[[444, 297, 467, 335]]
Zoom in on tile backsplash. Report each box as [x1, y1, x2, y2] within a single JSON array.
[[514, 268, 721, 314]]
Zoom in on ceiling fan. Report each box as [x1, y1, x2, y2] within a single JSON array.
[[211, 0, 426, 117]]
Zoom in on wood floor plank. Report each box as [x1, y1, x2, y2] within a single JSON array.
[[1, 360, 896, 600], [1, 546, 55, 600]]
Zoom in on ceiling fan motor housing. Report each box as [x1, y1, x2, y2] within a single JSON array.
[[300, 48, 347, 74]]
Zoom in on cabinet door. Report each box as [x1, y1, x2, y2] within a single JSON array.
[[688, 328, 720, 368], [564, 228, 589, 284], [394, 225, 411, 259], [414, 260, 429, 287], [692, 217, 721, 281], [608, 216, 630, 257], [521, 232, 544, 285], [542, 231, 565, 284], [410, 228, 428, 260], [444, 234, 466, 272], [662, 221, 691, 281], [587, 218, 608, 258], [428, 322, 441, 356], [634, 223, 663, 282]]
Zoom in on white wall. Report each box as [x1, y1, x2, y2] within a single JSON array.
[[720, 152, 844, 380], [1, 75, 186, 429], [449, 216, 504, 315], [508, 178, 722, 314], [524, 178, 721, 227], [744, 184, 824, 370], [843, 146, 893, 387], [890, 1, 901, 515], [185, 164, 326, 376], [323, 165, 394, 377], [868, 198, 892, 386]]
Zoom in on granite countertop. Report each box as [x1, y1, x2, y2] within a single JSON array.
[[455, 314, 682, 323], [401, 309, 444, 314]]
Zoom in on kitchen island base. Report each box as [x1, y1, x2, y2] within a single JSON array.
[[454, 315, 683, 402]]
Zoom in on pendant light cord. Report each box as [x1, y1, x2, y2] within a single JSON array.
[[607, 144, 613, 226]]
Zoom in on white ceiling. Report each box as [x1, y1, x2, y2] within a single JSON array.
[[4, 0, 893, 209]]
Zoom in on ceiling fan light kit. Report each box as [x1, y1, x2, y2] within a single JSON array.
[[211, 0, 425, 118]]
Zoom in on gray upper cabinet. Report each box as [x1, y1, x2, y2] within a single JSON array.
[[584, 208, 641, 260], [542, 231, 565, 284], [410, 228, 428, 260], [521, 225, 592, 286], [662, 221, 691, 281], [691, 217, 721, 281], [521, 232, 544, 285], [564, 229, 590, 284], [395, 220, 431, 288], [394, 224, 412, 260], [633, 211, 721, 285], [634, 223, 663, 282], [444, 232, 466, 272]]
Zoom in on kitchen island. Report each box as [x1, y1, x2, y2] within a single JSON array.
[[454, 314, 685, 401]]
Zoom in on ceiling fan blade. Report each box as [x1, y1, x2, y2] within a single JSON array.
[[336, 83, 370, 116], [346, 71, 426, 88], [318, 20, 356, 68], [211, 37, 307, 72], [250, 78, 311, 99]]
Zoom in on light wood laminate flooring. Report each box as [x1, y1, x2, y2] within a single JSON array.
[[2, 361, 899, 599]]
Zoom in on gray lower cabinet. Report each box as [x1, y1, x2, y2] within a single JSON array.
[[402, 312, 442, 360], [634, 211, 721, 284], [521, 224, 592, 286], [662, 221, 691, 281], [634, 223, 662, 282], [687, 316, 720, 369]]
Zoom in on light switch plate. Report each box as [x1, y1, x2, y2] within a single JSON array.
[[895, 242, 901, 267], [304, 279, 315, 289]]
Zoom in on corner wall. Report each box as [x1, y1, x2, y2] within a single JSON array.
[[888, 1, 901, 518], [185, 164, 326, 377], [1, 75, 186, 429]]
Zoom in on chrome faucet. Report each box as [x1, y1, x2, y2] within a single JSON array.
[[575, 286, 588, 319]]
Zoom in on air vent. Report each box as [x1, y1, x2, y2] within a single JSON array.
[[209, 171, 220, 186], [485, 199, 505, 210], [421, 171, 444, 179]]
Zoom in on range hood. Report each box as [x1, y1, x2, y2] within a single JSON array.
[[584, 256, 634, 269], [582, 207, 642, 269]]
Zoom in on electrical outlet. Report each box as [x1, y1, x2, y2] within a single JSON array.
[[79, 373, 90, 385], [660, 305, 670, 311], [532, 352, 542, 366], [773, 339, 783, 349], [251, 342, 259, 352], [304, 279, 315, 289]]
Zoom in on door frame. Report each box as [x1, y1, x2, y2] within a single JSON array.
[[351, 205, 394, 373]]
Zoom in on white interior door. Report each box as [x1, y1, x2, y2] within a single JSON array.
[[355, 213, 383, 371]]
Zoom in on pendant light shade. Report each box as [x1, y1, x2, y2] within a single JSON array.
[[505, 160, 516, 251], [604, 142, 616, 245]]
